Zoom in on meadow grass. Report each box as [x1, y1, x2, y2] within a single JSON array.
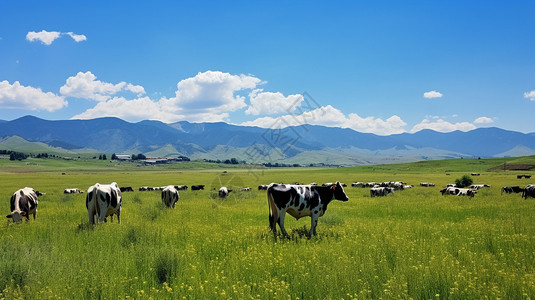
[[0, 157, 535, 299]]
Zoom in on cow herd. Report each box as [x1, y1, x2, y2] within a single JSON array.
[[5, 175, 535, 239]]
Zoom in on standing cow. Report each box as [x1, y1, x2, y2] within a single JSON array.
[[6, 187, 39, 222], [218, 187, 231, 198], [161, 185, 179, 208], [267, 181, 349, 238], [86, 182, 122, 224]]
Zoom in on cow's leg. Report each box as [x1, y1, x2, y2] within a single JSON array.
[[309, 214, 319, 239], [277, 211, 289, 238], [116, 208, 121, 224], [33, 209, 37, 220]]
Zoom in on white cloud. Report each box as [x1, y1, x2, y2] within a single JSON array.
[[423, 90, 443, 99], [411, 118, 476, 133], [245, 90, 303, 115], [241, 105, 407, 135], [167, 70, 261, 113], [0, 80, 66, 111], [474, 116, 493, 124], [72, 71, 262, 123], [65, 32, 87, 42], [26, 30, 86, 45], [60, 71, 145, 101], [524, 90, 535, 101], [26, 30, 61, 45]]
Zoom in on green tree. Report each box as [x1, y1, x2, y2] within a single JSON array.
[[455, 174, 473, 188]]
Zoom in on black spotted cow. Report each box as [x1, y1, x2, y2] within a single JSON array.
[[501, 186, 524, 195], [191, 185, 205, 191], [86, 182, 122, 225], [370, 187, 394, 197], [161, 185, 179, 208], [6, 187, 39, 222], [267, 181, 348, 239], [522, 185, 535, 199], [120, 186, 134, 192], [64, 188, 83, 194], [218, 187, 231, 198]]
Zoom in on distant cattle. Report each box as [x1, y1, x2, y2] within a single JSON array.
[[457, 188, 477, 197], [403, 185, 414, 189], [174, 185, 188, 190], [470, 184, 490, 190], [351, 182, 364, 187], [64, 188, 83, 194], [517, 174, 532, 179], [267, 182, 348, 238], [139, 186, 153, 191], [440, 187, 476, 197], [522, 185, 535, 199], [471, 173, 481, 176], [370, 187, 394, 197], [86, 182, 122, 225], [6, 187, 39, 222], [120, 186, 134, 192], [420, 182, 435, 187], [501, 186, 524, 195], [161, 185, 179, 208], [191, 185, 205, 191], [240, 187, 251, 192], [258, 185, 269, 190], [218, 187, 231, 198]]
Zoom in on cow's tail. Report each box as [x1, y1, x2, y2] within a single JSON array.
[[267, 185, 277, 232]]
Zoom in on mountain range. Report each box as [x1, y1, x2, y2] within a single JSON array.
[[1, 115, 535, 166]]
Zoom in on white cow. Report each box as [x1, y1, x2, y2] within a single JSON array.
[[161, 185, 179, 208], [86, 182, 122, 224], [6, 187, 39, 222]]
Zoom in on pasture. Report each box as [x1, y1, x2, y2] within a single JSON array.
[[1, 157, 535, 299]]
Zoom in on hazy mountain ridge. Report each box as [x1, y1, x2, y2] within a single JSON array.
[[1, 115, 535, 165]]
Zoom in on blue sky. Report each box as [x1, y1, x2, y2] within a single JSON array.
[[0, 1, 534, 135]]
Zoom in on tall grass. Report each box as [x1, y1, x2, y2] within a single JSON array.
[[0, 159, 534, 298]]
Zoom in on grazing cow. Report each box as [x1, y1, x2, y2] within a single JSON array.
[[218, 187, 231, 198], [240, 187, 251, 192], [471, 173, 481, 176], [441, 187, 476, 197], [370, 187, 394, 197], [64, 188, 83, 194], [161, 185, 179, 208], [267, 181, 348, 238], [501, 186, 524, 195], [258, 185, 269, 190], [420, 182, 435, 187], [457, 188, 477, 197], [139, 186, 153, 191], [403, 185, 414, 189], [174, 185, 188, 190], [6, 187, 39, 222], [191, 185, 205, 191], [470, 184, 490, 190], [351, 182, 364, 187], [120, 186, 134, 192], [522, 185, 535, 199], [86, 182, 122, 225]]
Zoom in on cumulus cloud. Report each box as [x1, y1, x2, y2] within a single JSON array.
[[72, 71, 262, 123], [474, 116, 493, 124], [60, 71, 145, 101], [245, 90, 304, 115], [423, 90, 443, 99], [26, 30, 61, 45], [241, 105, 407, 135], [411, 118, 476, 133], [0, 80, 66, 111], [524, 90, 535, 101], [26, 30, 86, 45]]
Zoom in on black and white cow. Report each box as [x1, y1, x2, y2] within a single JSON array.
[[174, 185, 188, 190], [6, 187, 39, 222], [86, 182, 122, 225], [120, 186, 134, 192], [370, 187, 394, 197], [64, 188, 83, 194], [191, 185, 205, 191], [240, 187, 251, 192], [258, 185, 269, 190], [218, 187, 231, 198], [267, 181, 348, 238], [470, 184, 490, 190], [522, 185, 535, 199], [501, 186, 524, 195], [161, 185, 179, 208]]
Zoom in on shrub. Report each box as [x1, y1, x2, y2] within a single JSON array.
[[455, 174, 473, 188]]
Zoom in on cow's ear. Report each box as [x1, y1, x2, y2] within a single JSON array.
[[6, 214, 12, 218]]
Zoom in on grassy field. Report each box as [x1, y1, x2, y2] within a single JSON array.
[[1, 156, 535, 299]]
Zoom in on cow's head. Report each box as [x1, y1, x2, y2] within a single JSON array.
[[331, 181, 349, 201], [6, 210, 25, 222]]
